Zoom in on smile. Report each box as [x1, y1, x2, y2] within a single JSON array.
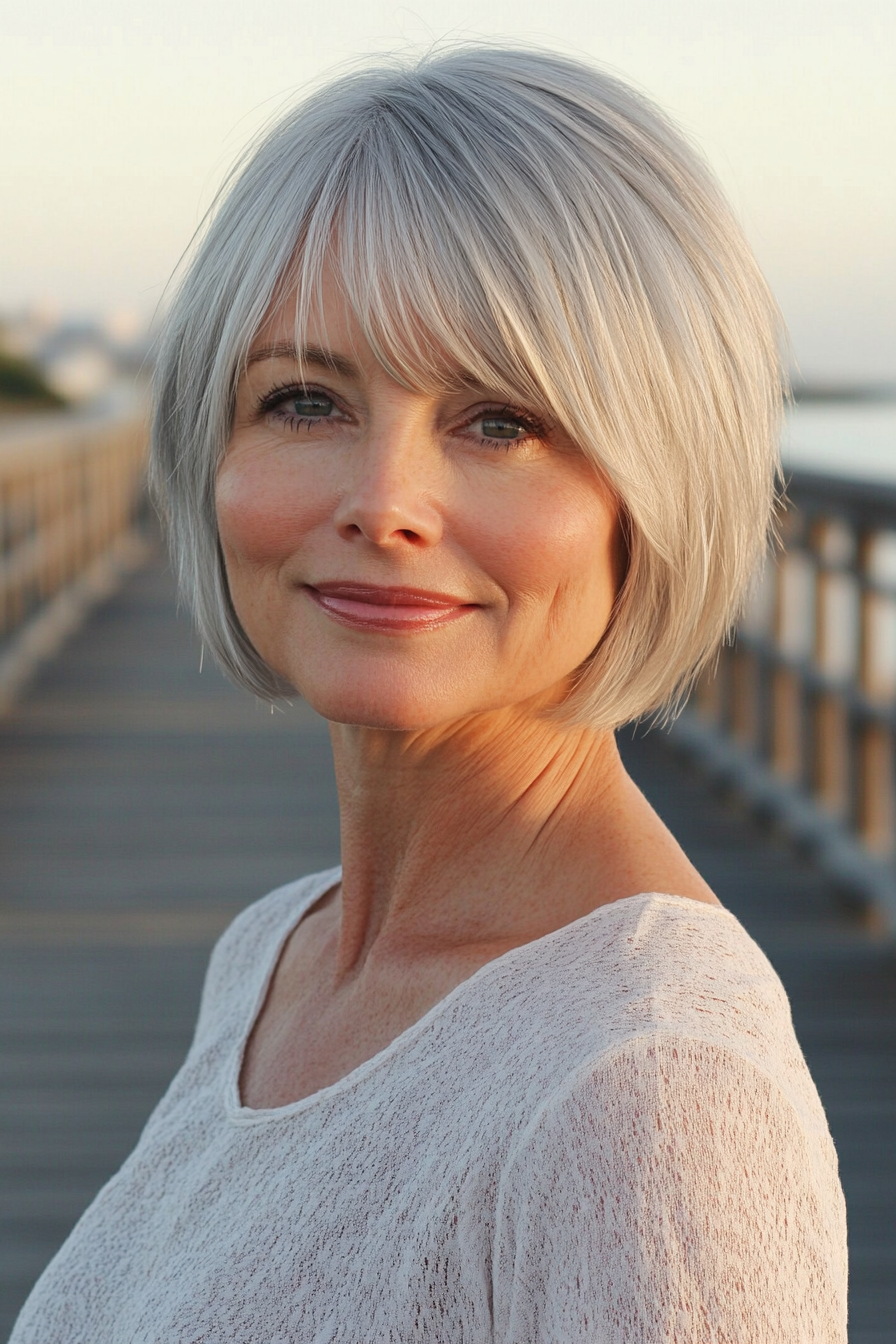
[[304, 583, 477, 632]]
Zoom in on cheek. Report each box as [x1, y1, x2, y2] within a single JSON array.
[[215, 453, 321, 568], [469, 475, 619, 618]]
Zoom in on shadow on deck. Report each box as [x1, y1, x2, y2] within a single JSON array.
[[0, 545, 893, 1341]]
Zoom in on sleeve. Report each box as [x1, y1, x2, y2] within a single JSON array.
[[492, 1034, 847, 1344]]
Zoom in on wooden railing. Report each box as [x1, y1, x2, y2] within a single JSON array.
[[679, 466, 896, 928], [0, 410, 148, 709]]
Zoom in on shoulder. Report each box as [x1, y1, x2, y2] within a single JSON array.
[[493, 899, 848, 1340], [577, 889, 781, 994], [493, 1028, 848, 1343], [503, 894, 821, 1134], [192, 865, 341, 1041], [494, 897, 846, 1279], [558, 894, 795, 1055]]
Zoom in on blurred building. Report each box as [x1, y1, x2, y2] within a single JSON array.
[[0, 304, 152, 406]]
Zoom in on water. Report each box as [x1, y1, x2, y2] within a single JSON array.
[[782, 400, 896, 485]]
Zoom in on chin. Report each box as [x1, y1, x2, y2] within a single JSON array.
[[295, 677, 459, 733]]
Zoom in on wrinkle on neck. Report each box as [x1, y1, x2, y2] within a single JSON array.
[[327, 700, 626, 975]]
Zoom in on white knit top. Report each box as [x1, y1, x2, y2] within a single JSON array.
[[12, 869, 847, 1343]]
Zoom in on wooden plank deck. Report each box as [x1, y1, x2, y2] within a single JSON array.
[[1, 542, 893, 1342]]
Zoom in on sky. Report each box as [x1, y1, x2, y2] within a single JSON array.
[[2, 0, 894, 380]]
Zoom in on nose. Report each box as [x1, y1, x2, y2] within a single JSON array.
[[333, 417, 444, 549]]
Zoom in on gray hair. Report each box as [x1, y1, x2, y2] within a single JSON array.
[[150, 43, 784, 729]]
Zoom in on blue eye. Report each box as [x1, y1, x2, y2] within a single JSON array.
[[480, 416, 527, 440], [289, 391, 335, 418], [258, 385, 340, 428]]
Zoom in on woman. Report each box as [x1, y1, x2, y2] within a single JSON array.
[[12, 44, 846, 1342]]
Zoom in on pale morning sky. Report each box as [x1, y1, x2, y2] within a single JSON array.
[[2, 0, 894, 379]]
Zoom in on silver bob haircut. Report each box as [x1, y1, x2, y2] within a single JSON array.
[[150, 44, 784, 730]]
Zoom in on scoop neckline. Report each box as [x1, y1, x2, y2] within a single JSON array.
[[225, 872, 730, 1126]]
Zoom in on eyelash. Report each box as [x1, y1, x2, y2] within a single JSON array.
[[255, 382, 334, 433], [467, 406, 548, 451], [255, 383, 549, 449]]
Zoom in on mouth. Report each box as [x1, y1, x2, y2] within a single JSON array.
[[304, 582, 478, 632]]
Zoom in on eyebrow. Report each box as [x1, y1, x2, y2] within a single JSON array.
[[246, 343, 359, 378]]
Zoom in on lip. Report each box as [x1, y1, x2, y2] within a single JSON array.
[[304, 582, 478, 632]]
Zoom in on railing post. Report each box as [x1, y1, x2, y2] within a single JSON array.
[[772, 543, 803, 782], [694, 641, 724, 728], [730, 642, 758, 749], [855, 530, 895, 854], [811, 518, 850, 816]]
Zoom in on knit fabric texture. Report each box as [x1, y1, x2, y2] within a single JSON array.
[[11, 869, 848, 1342]]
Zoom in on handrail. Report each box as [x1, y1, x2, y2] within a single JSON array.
[[679, 463, 896, 928], [0, 409, 148, 707]]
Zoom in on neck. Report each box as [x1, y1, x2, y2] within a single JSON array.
[[328, 700, 633, 975]]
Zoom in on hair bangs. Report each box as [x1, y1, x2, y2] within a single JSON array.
[[286, 131, 569, 427]]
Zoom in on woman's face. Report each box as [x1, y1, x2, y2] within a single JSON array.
[[217, 277, 623, 731]]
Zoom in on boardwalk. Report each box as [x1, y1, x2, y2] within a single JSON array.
[[1, 541, 893, 1342]]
